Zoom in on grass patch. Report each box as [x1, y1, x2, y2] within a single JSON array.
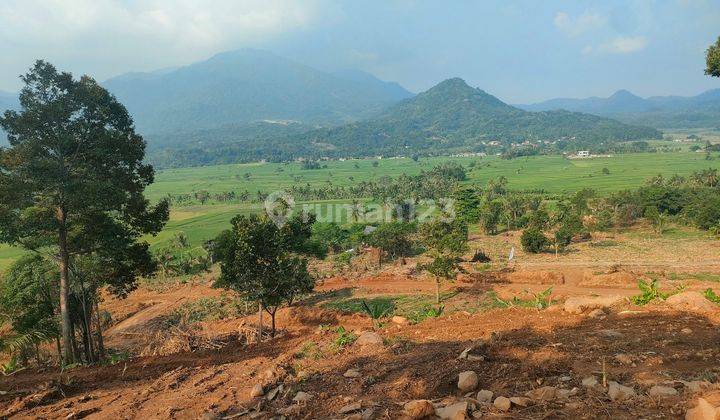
[[164, 295, 244, 326], [480, 288, 556, 310]]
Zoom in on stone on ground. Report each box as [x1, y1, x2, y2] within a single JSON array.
[[344, 368, 362, 378], [436, 401, 469, 419], [608, 381, 635, 401], [391, 315, 408, 325], [525, 386, 557, 401], [493, 396, 511, 411], [403, 400, 435, 419], [355, 331, 384, 347], [457, 371, 479, 392], [250, 384, 264, 398], [581, 376, 598, 388], [339, 402, 362, 414], [666, 291, 719, 314], [293, 391, 312, 403], [649, 385, 678, 397], [563, 295, 624, 314], [476, 389, 493, 403], [509, 396, 532, 407]]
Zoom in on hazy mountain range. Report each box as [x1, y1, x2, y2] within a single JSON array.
[[102, 49, 413, 134], [520, 89, 720, 128]]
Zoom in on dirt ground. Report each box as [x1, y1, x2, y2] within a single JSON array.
[[2, 228, 720, 419]]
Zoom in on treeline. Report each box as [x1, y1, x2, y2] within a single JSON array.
[[164, 162, 467, 206]]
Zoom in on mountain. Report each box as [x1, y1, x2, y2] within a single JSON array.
[[520, 89, 720, 128], [149, 78, 661, 168], [103, 49, 413, 134]]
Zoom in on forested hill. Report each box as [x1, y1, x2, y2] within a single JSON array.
[[103, 49, 413, 134], [148, 78, 662, 168]]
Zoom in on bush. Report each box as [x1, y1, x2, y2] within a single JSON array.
[[366, 222, 417, 261], [521, 228, 549, 253]]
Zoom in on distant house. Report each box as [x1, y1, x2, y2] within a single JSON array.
[[577, 150, 590, 157]]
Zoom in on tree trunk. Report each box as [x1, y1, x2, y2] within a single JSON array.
[[57, 206, 74, 365], [93, 300, 105, 359], [270, 309, 277, 337], [257, 302, 263, 342], [435, 278, 441, 305]]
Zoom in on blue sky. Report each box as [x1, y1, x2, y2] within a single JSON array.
[[0, 0, 718, 103]]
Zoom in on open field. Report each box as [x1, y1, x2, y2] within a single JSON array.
[[1, 150, 719, 272]]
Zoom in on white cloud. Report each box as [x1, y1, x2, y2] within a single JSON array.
[[0, 0, 330, 89], [553, 10, 606, 37], [598, 36, 648, 54]]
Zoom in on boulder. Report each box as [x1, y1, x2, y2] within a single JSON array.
[[403, 400, 435, 419], [457, 371, 479, 392], [649, 385, 678, 397], [493, 396, 511, 411], [355, 331, 384, 347], [564, 295, 625, 314], [476, 390, 493, 403], [344, 369, 362, 378], [666, 292, 719, 314], [525, 386, 557, 401], [608, 381, 635, 401], [436, 401, 468, 419]]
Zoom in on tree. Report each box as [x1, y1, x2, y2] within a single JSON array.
[[419, 219, 468, 304], [480, 199, 504, 235], [213, 214, 315, 337], [0, 61, 168, 364], [521, 228, 549, 253], [706, 36, 720, 78], [366, 222, 417, 263]]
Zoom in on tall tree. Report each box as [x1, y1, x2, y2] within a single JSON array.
[[706, 36, 720, 78], [419, 219, 468, 304], [0, 61, 168, 364]]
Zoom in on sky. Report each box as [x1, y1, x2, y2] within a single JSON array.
[[0, 0, 718, 103]]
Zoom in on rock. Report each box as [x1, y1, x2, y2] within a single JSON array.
[[587, 308, 607, 319], [344, 369, 362, 378], [355, 332, 384, 347], [293, 391, 313, 403], [681, 328, 694, 335], [493, 396, 511, 411], [200, 413, 218, 420], [458, 371, 479, 392], [564, 295, 624, 314], [666, 291, 719, 314], [649, 385, 678, 397], [266, 385, 283, 401], [391, 316, 408, 325], [557, 388, 579, 399], [597, 329, 623, 339], [509, 396, 532, 407], [339, 402, 362, 414], [250, 384, 264, 398], [526, 386, 557, 401], [615, 353, 634, 365], [436, 401, 469, 419], [582, 376, 598, 388], [476, 390, 494, 403], [403, 400, 435, 419], [608, 381, 635, 401], [683, 381, 713, 394], [686, 396, 720, 420], [296, 370, 310, 380], [559, 375, 572, 382]]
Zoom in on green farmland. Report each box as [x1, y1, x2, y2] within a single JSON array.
[[0, 150, 718, 271]]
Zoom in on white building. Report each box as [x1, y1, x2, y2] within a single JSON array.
[[577, 150, 590, 157]]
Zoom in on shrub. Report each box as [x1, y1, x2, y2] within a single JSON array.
[[521, 228, 549, 253], [366, 222, 417, 262]]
